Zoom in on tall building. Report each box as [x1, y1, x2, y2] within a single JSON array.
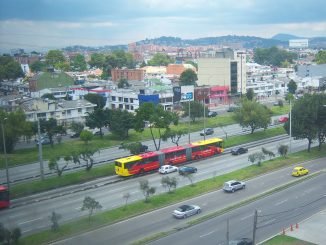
[[197, 50, 246, 95], [289, 39, 309, 49]]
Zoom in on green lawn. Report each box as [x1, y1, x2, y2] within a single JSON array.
[[19, 145, 325, 245], [262, 235, 316, 245]]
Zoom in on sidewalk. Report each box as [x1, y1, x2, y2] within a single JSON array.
[[285, 209, 326, 244]]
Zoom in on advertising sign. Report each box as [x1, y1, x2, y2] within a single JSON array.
[[180, 85, 194, 102]]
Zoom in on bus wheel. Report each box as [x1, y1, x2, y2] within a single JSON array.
[[195, 155, 200, 160]]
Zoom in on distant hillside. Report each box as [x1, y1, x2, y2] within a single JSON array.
[[272, 33, 301, 41], [136, 35, 287, 49]]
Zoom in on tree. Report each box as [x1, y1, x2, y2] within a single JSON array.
[[134, 103, 178, 150], [119, 142, 146, 154], [161, 176, 178, 193], [74, 148, 96, 171], [278, 145, 288, 157], [85, 108, 110, 138], [45, 50, 66, 69], [233, 99, 271, 134], [181, 172, 195, 186], [246, 88, 255, 101], [122, 192, 130, 210], [71, 54, 87, 71], [0, 109, 33, 153], [248, 152, 265, 166], [161, 128, 187, 146], [179, 69, 197, 86], [314, 50, 326, 64], [0, 56, 24, 80], [38, 118, 61, 147], [182, 100, 206, 122], [70, 121, 84, 136], [139, 179, 156, 203], [81, 196, 102, 222], [84, 93, 106, 109], [79, 130, 94, 144], [287, 80, 297, 94], [49, 211, 61, 231], [253, 47, 297, 66], [148, 53, 173, 66], [0, 223, 21, 244], [109, 109, 135, 139], [30, 60, 46, 72], [185, 60, 198, 69], [48, 155, 71, 177], [88, 53, 106, 68], [284, 94, 326, 152], [261, 147, 275, 160], [117, 78, 130, 88], [41, 93, 56, 100]]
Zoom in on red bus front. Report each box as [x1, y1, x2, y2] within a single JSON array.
[[0, 185, 10, 209]]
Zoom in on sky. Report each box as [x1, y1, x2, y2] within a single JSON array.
[[0, 0, 325, 52]]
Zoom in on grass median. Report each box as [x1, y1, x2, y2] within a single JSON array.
[[10, 126, 285, 199], [19, 144, 325, 245]]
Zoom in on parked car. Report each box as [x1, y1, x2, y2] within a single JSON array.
[[292, 166, 309, 177], [231, 147, 248, 155], [93, 131, 103, 136], [70, 132, 80, 138], [223, 180, 246, 193], [35, 137, 51, 145], [200, 128, 214, 136], [139, 144, 148, 153], [208, 111, 218, 117], [229, 238, 253, 245], [278, 116, 288, 123], [178, 166, 197, 175], [172, 204, 201, 219], [158, 165, 178, 174]]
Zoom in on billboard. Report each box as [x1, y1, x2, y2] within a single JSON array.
[[138, 94, 160, 105], [173, 86, 181, 102], [180, 85, 194, 102]]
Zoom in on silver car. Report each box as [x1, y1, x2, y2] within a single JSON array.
[[223, 180, 246, 193], [172, 204, 201, 219]]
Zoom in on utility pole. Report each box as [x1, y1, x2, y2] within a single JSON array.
[[289, 99, 292, 153], [1, 119, 10, 191], [37, 119, 45, 180], [226, 218, 229, 244], [252, 209, 258, 244], [203, 99, 206, 141], [188, 99, 191, 144]]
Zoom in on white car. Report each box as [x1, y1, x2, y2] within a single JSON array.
[[158, 165, 178, 174], [172, 204, 201, 219]]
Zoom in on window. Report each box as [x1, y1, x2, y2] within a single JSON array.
[[124, 98, 128, 102], [119, 104, 123, 109], [125, 105, 129, 110], [78, 108, 82, 113], [119, 97, 122, 102], [111, 96, 116, 101], [130, 98, 133, 103]]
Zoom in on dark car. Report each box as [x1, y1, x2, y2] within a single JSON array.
[[231, 147, 248, 155], [139, 144, 148, 153], [179, 166, 197, 175], [200, 128, 214, 136], [35, 137, 51, 145], [229, 238, 253, 245], [93, 131, 103, 136], [227, 106, 239, 112], [208, 111, 218, 117]]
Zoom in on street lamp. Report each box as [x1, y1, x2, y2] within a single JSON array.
[[1, 118, 10, 191]]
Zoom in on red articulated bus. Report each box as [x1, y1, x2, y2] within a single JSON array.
[[0, 185, 10, 209], [115, 138, 224, 177]]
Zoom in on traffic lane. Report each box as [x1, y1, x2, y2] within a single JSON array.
[[3, 145, 324, 235], [151, 173, 326, 245], [51, 158, 326, 245]]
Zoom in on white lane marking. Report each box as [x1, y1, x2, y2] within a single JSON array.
[[75, 206, 82, 210], [262, 218, 276, 225], [240, 214, 253, 221], [275, 199, 288, 206], [19, 217, 42, 225], [200, 230, 215, 237], [22, 228, 32, 234]]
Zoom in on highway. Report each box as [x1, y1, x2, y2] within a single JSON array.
[[51, 158, 326, 245], [0, 135, 323, 237], [1, 116, 286, 184]]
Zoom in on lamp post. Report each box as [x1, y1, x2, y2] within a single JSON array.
[[289, 99, 292, 153], [1, 118, 10, 191], [188, 99, 191, 144], [238, 52, 245, 97]]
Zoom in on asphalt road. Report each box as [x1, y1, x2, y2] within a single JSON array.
[[1, 117, 284, 184], [50, 158, 326, 245], [0, 136, 319, 236]]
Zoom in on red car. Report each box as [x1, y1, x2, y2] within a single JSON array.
[[278, 117, 288, 123]]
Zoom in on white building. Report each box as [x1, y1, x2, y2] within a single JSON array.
[[289, 39, 309, 49]]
